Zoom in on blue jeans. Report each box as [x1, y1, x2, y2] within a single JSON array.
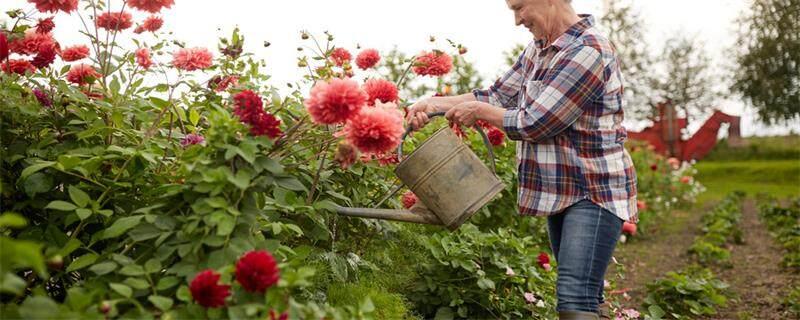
[[547, 199, 623, 313]]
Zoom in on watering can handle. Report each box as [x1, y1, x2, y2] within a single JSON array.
[[397, 111, 498, 174]]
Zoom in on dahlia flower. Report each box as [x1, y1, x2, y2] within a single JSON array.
[[487, 127, 505, 146], [235, 250, 281, 293], [330, 47, 351, 67], [343, 102, 404, 154], [135, 48, 152, 69], [412, 50, 452, 77], [134, 16, 164, 33], [61, 45, 90, 62], [172, 47, 213, 71], [401, 191, 417, 209], [305, 78, 367, 124], [36, 17, 55, 34], [28, 0, 78, 13], [355, 48, 380, 70], [1, 59, 36, 75], [96, 12, 133, 31], [128, 0, 175, 13], [362, 78, 398, 106], [66, 64, 101, 85], [181, 133, 205, 147], [189, 269, 230, 308]]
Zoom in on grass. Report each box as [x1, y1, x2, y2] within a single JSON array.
[[695, 159, 800, 204]]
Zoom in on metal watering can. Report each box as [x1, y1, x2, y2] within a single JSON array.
[[335, 112, 505, 230]]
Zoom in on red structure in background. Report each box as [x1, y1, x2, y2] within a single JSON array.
[[628, 102, 742, 161]]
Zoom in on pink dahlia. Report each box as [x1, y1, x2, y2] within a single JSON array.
[[10, 30, 56, 56], [36, 17, 56, 34], [413, 50, 452, 77], [305, 78, 367, 125], [362, 78, 398, 106], [128, 0, 175, 13], [134, 15, 164, 34], [636, 200, 647, 211], [343, 103, 404, 154], [172, 47, 213, 71], [1, 59, 36, 75], [235, 250, 281, 293], [28, 0, 78, 13], [355, 49, 380, 70], [32, 88, 52, 107], [330, 47, 351, 67], [61, 45, 90, 62], [96, 12, 133, 31], [135, 48, 152, 69], [181, 133, 205, 147], [66, 63, 101, 85], [401, 191, 417, 209]]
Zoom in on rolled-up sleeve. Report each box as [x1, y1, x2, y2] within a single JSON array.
[[503, 45, 605, 142], [472, 45, 530, 110]]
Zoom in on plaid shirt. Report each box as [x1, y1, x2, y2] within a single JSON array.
[[474, 15, 638, 222]]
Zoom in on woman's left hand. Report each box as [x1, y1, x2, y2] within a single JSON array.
[[444, 102, 481, 127]]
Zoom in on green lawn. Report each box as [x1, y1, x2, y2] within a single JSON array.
[[695, 159, 800, 204]]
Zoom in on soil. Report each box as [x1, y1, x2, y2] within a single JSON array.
[[607, 200, 799, 320]]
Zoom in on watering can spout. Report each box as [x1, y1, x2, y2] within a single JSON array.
[[335, 203, 445, 226]]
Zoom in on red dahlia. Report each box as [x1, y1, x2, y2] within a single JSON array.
[[235, 250, 281, 293], [362, 78, 398, 106], [189, 269, 230, 308], [330, 47, 351, 67], [305, 78, 367, 125], [61, 45, 90, 62], [412, 50, 452, 77], [128, 0, 175, 13], [96, 12, 133, 31], [28, 0, 78, 13], [36, 17, 56, 34], [2, 59, 36, 75], [355, 48, 380, 70]]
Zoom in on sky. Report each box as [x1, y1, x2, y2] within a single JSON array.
[[1, 0, 796, 136]]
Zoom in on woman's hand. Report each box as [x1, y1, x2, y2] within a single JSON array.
[[444, 102, 482, 128], [405, 99, 439, 131]]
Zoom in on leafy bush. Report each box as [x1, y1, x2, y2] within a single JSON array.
[[410, 224, 556, 320], [687, 191, 744, 266], [642, 266, 729, 319], [758, 197, 800, 269]]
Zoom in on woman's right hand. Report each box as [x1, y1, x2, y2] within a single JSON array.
[[406, 99, 439, 131]]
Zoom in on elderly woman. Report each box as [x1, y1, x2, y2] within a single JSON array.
[[407, 0, 638, 319]]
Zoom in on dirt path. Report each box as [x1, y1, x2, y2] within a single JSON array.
[[710, 200, 799, 320], [609, 200, 799, 319], [607, 207, 705, 308]]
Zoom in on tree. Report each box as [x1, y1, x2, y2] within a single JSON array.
[[732, 0, 800, 124], [649, 34, 717, 127], [600, 0, 654, 120]]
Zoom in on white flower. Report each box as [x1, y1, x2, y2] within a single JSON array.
[[505, 266, 515, 276], [623, 308, 641, 319], [604, 280, 611, 289], [524, 292, 536, 303], [619, 234, 627, 243], [535, 300, 545, 308]]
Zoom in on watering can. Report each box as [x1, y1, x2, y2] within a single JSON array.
[[334, 112, 505, 230]]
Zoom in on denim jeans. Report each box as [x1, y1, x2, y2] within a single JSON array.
[[547, 199, 624, 313]]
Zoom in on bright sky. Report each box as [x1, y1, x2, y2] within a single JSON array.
[[1, 0, 795, 136]]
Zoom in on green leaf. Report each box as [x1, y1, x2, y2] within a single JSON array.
[[18, 296, 59, 319], [68, 186, 91, 208], [176, 285, 191, 302], [149, 295, 173, 311], [476, 277, 495, 290], [98, 216, 143, 241], [216, 215, 235, 236], [276, 177, 305, 191], [110, 283, 132, 298], [45, 201, 77, 211], [228, 171, 251, 190], [0, 238, 47, 277], [119, 264, 145, 276], [124, 278, 150, 290], [22, 172, 53, 197], [189, 109, 200, 126], [76, 208, 92, 220], [20, 161, 55, 180], [89, 261, 117, 275], [145, 259, 162, 273], [57, 239, 82, 257], [66, 253, 98, 272], [648, 305, 666, 318], [0, 212, 27, 228], [434, 307, 455, 320], [1, 273, 26, 295], [156, 277, 180, 291]]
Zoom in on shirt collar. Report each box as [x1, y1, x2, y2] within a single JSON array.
[[536, 14, 595, 51]]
